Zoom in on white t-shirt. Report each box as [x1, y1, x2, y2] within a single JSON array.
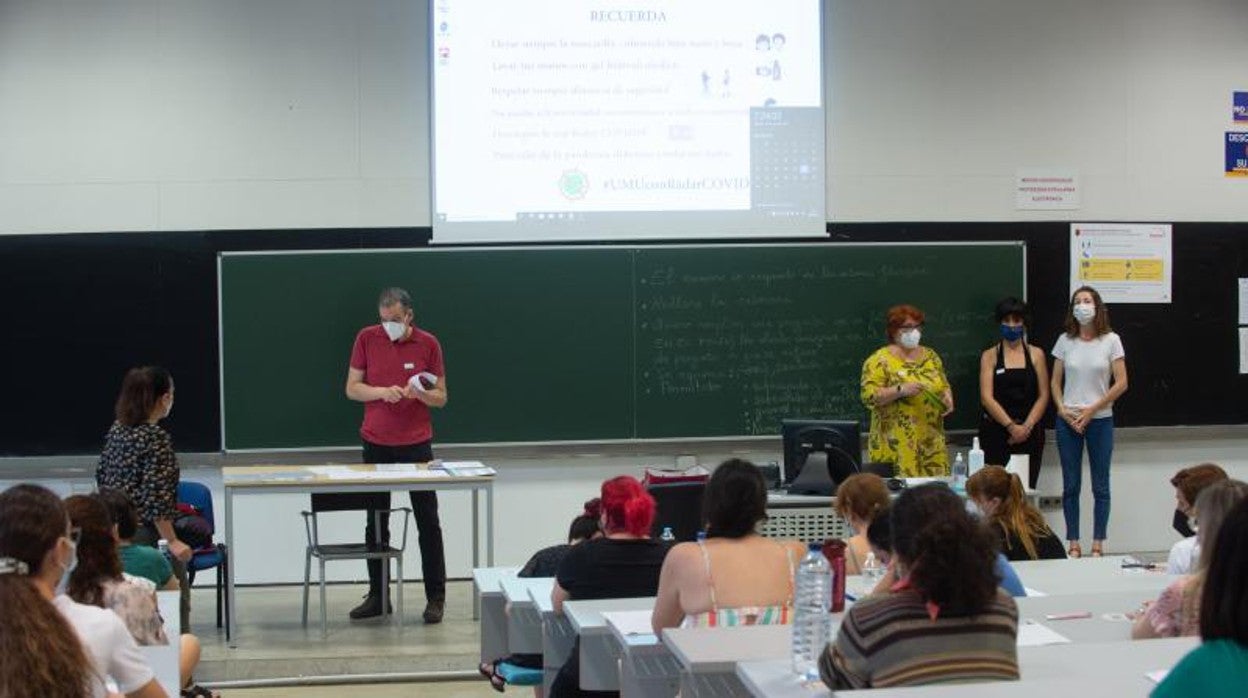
[[53, 594, 155, 697], [1052, 331, 1125, 419], [1167, 536, 1199, 575]]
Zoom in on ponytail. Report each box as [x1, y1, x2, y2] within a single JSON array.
[[968, 465, 1053, 560]]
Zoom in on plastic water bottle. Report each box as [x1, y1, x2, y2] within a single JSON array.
[[660, 526, 675, 543], [861, 551, 882, 584], [157, 539, 170, 559], [968, 437, 985, 477], [791, 542, 832, 681], [695, 530, 707, 542], [951, 453, 967, 492]]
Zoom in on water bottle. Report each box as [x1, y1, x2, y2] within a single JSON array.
[[968, 437, 985, 477], [660, 526, 675, 543], [951, 453, 967, 492], [695, 530, 707, 542], [861, 550, 882, 584], [157, 539, 170, 559], [791, 542, 832, 681]]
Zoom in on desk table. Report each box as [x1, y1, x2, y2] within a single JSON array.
[[1014, 590, 1155, 644], [604, 610, 682, 698], [532, 582, 576, 694], [564, 597, 655, 691], [1013, 557, 1174, 596], [502, 577, 551, 655], [663, 623, 804, 698], [472, 566, 519, 663], [222, 464, 494, 647]]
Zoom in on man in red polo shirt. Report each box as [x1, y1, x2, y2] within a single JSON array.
[[322, 287, 449, 622]]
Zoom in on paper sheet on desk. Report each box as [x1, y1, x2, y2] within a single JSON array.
[[603, 609, 655, 636], [441, 461, 497, 477], [1146, 669, 1169, 684], [1017, 619, 1071, 646]]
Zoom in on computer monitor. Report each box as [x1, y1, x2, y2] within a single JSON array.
[[781, 419, 862, 496]]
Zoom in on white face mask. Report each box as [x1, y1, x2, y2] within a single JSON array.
[[381, 321, 406, 342], [1072, 303, 1096, 325], [898, 328, 921, 349], [55, 539, 78, 596]]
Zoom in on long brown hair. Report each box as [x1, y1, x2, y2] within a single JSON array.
[[114, 366, 173, 426], [0, 485, 95, 698], [967, 465, 1054, 560], [64, 494, 124, 608], [1063, 286, 1112, 337]]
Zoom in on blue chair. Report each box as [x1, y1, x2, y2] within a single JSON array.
[[176, 480, 230, 640]]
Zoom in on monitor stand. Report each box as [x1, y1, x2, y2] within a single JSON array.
[[786, 451, 837, 496]]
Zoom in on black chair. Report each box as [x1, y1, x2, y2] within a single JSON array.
[[863, 462, 896, 479], [647, 481, 706, 542], [176, 481, 230, 640]]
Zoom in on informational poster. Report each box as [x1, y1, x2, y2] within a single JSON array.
[[1239, 278, 1248, 325], [1070, 223, 1172, 303], [1227, 132, 1248, 177], [1235, 91, 1248, 123], [1015, 169, 1080, 210], [1240, 328, 1248, 375]]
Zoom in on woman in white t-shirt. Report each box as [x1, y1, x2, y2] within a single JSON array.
[[1050, 286, 1128, 558], [0, 483, 165, 698]]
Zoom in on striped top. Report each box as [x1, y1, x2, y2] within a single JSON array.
[[819, 587, 1020, 689]]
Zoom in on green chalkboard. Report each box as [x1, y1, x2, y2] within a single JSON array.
[[220, 243, 1023, 450]]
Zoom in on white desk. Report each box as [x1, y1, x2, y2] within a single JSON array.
[[663, 623, 804, 698], [564, 597, 655, 691], [472, 566, 518, 663], [532, 582, 576, 694], [222, 464, 495, 647], [1014, 590, 1155, 644], [606, 610, 682, 698], [140, 590, 181, 698], [736, 637, 1194, 697], [501, 577, 551, 655], [1013, 557, 1174, 596]]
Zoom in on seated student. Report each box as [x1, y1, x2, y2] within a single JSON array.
[[0, 483, 164, 698], [833, 472, 892, 575], [821, 483, 1019, 690], [864, 504, 1026, 599], [479, 500, 602, 692], [1152, 497, 1248, 697], [1166, 463, 1228, 574], [550, 476, 670, 698], [1134, 479, 1248, 640], [652, 459, 808, 630], [65, 494, 212, 697], [98, 488, 178, 591], [966, 465, 1066, 561]]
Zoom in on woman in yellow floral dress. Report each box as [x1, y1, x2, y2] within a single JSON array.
[[860, 305, 954, 477]]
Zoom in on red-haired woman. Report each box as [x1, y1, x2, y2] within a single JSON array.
[[861, 305, 954, 477], [550, 476, 671, 697]]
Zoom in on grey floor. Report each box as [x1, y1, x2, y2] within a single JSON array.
[[194, 580, 499, 696]]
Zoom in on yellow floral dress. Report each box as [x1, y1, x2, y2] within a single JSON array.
[[860, 346, 950, 477]]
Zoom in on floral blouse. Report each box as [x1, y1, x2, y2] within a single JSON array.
[[1143, 575, 1201, 638], [103, 575, 169, 646], [97, 422, 180, 525], [860, 346, 950, 477]]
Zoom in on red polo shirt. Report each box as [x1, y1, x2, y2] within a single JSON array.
[[349, 324, 445, 446]]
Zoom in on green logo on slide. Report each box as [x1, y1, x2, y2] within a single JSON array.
[[558, 169, 589, 200]]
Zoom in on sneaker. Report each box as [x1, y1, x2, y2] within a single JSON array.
[[423, 598, 445, 624], [348, 594, 392, 620]]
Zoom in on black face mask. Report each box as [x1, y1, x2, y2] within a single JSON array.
[[1172, 508, 1195, 538]]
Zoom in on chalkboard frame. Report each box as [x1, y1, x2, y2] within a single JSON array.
[[218, 241, 1025, 451]]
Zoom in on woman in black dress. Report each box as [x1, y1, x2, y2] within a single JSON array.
[[978, 298, 1050, 489]]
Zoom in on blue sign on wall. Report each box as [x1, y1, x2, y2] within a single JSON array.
[[1228, 132, 1248, 177], [1235, 92, 1248, 123]]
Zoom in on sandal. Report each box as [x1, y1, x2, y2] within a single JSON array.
[[1067, 542, 1082, 558], [478, 661, 506, 692], [1090, 541, 1104, 557], [181, 684, 217, 698]]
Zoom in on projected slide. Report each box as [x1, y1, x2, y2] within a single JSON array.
[[431, 0, 825, 242]]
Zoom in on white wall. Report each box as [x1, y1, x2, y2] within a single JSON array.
[[6, 428, 1246, 585], [3, 0, 1247, 235]]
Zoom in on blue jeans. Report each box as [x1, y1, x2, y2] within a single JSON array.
[[1055, 416, 1113, 540]]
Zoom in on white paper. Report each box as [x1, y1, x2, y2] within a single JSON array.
[[1016, 619, 1071, 647], [306, 465, 356, 477], [441, 461, 497, 477], [1016, 168, 1080, 210], [1240, 328, 1248, 374], [1146, 669, 1169, 684], [603, 610, 655, 637], [1238, 279, 1248, 324], [1023, 587, 1048, 597], [325, 469, 449, 480], [1070, 223, 1172, 303], [376, 463, 419, 473]]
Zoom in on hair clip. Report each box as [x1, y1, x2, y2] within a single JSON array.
[[0, 557, 30, 576]]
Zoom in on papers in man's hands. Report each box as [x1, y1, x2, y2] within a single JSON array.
[[1016, 619, 1072, 646], [409, 372, 438, 392]]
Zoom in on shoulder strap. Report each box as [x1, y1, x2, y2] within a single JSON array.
[[995, 342, 1006, 368], [697, 540, 718, 613], [782, 542, 797, 605]]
